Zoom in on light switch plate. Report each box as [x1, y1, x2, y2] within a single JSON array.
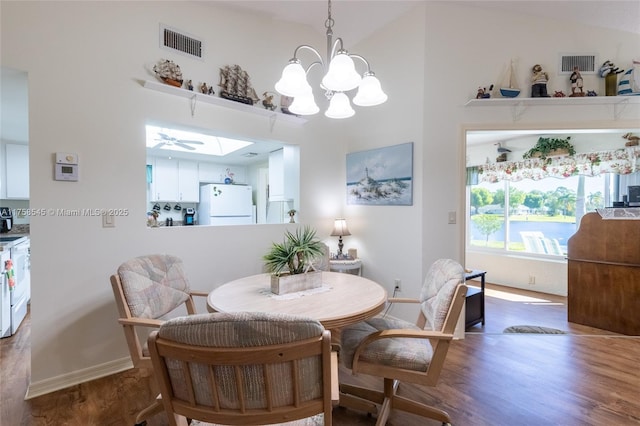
[[102, 213, 115, 228], [448, 211, 456, 224]]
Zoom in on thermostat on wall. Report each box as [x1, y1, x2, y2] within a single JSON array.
[[54, 152, 79, 181]]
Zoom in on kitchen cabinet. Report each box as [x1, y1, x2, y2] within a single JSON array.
[[268, 147, 299, 202], [5, 144, 29, 199], [150, 157, 199, 202]]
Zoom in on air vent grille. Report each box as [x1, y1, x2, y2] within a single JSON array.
[[558, 54, 596, 74], [160, 25, 202, 59]]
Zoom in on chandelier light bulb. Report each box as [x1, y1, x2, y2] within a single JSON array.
[[353, 73, 388, 106], [324, 92, 355, 119], [275, 61, 312, 97]]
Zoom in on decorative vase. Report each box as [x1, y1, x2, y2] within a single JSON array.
[[270, 271, 322, 295]]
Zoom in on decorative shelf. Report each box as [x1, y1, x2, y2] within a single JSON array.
[[143, 80, 307, 125], [465, 96, 640, 121]]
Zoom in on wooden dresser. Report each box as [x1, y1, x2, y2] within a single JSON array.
[[567, 211, 640, 335]]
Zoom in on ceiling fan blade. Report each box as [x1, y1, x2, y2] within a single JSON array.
[[175, 142, 196, 150], [157, 132, 172, 141], [178, 139, 204, 145], [151, 142, 165, 149]]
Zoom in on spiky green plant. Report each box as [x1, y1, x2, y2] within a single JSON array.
[[263, 226, 325, 275]]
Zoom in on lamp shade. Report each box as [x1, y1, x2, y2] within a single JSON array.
[[330, 218, 351, 237], [353, 74, 388, 106], [321, 52, 362, 92], [324, 92, 355, 119], [289, 90, 320, 115], [275, 61, 312, 97]]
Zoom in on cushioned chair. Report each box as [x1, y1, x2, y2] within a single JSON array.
[[147, 312, 335, 426], [110, 254, 208, 426], [338, 258, 467, 425]]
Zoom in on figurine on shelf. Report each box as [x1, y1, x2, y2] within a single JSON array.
[[186, 80, 193, 91], [262, 92, 277, 110], [288, 209, 296, 223], [553, 90, 566, 97], [208, 85, 215, 95], [569, 66, 584, 97], [587, 90, 597, 96], [531, 64, 550, 97], [475, 84, 493, 99], [200, 82, 209, 94]]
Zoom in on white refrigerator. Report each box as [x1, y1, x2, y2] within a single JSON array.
[[199, 184, 254, 225]]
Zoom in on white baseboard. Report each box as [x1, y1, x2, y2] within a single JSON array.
[[25, 357, 133, 400]]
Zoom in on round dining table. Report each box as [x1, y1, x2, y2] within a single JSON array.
[[207, 271, 387, 330]]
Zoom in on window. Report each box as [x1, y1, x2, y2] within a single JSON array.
[[468, 174, 610, 256], [465, 128, 640, 257]]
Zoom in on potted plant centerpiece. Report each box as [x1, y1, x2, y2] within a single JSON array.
[[522, 136, 575, 160], [264, 226, 325, 295]]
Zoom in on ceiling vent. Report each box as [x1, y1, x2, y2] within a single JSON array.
[[558, 54, 596, 74], [160, 24, 203, 59]]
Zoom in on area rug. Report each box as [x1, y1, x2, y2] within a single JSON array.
[[503, 325, 567, 334]]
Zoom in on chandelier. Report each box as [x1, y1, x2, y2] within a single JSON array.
[[274, 0, 387, 119]]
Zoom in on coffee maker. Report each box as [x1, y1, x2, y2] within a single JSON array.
[[0, 207, 12, 233], [183, 208, 195, 226]]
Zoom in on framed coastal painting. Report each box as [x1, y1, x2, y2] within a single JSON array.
[[346, 142, 413, 206]]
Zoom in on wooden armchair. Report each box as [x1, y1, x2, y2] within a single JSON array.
[[147, 311, 335, 426], [338, 258, 467, 425], [110, 254, 208, 426]]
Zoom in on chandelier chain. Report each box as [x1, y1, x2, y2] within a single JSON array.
[[325, 0, 334, 30]]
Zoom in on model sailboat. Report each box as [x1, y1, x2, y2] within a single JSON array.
[[500, 59, 521, 98], [153, 59, 183, 88]]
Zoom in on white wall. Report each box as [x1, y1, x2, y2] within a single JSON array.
[[1, 1, 344, 395], [1, 0, 639, 396]]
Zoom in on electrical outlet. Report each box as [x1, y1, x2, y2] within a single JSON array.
[[394, 279, 401, 292], [528, 275, 536, 285]]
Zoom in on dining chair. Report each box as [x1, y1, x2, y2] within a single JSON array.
[[338, 258, 467, 426], [110, 254, 208, 426], [147, 311, 336, 426]]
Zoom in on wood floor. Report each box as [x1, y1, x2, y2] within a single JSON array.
[[2, 284, 640, 426]]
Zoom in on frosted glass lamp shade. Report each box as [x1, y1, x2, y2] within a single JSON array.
[[325, 92, 355, 119], [275, 62, 312, 97], [353, 74, 388, 106], [289, 91, 320, 115], [321, 53, 362, 92]]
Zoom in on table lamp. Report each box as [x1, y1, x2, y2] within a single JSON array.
[[330, 218, 351, 258]]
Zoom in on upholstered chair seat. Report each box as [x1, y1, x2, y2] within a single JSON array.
[[338, 258, 467, 426], [110, 254, 208, 426]]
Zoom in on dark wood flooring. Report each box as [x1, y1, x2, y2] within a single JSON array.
[[2, 284, 639, 425]]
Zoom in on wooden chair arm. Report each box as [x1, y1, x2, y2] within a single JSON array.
[[118, 318, 164, 327], [189, 290, 209, 298], [387, 297, 419, 304]]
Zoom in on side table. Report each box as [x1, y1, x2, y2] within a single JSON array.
[[464, 269, 486, 329], [329, 258, 362, 276]]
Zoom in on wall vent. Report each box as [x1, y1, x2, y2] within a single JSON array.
[[160, 25, 203, 59], [558, 54, 596, 74]]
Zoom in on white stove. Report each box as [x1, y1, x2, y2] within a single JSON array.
[[0, 235, 30, 337]]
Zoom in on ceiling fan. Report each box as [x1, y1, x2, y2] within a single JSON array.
[[152, 132, 205, 151]]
